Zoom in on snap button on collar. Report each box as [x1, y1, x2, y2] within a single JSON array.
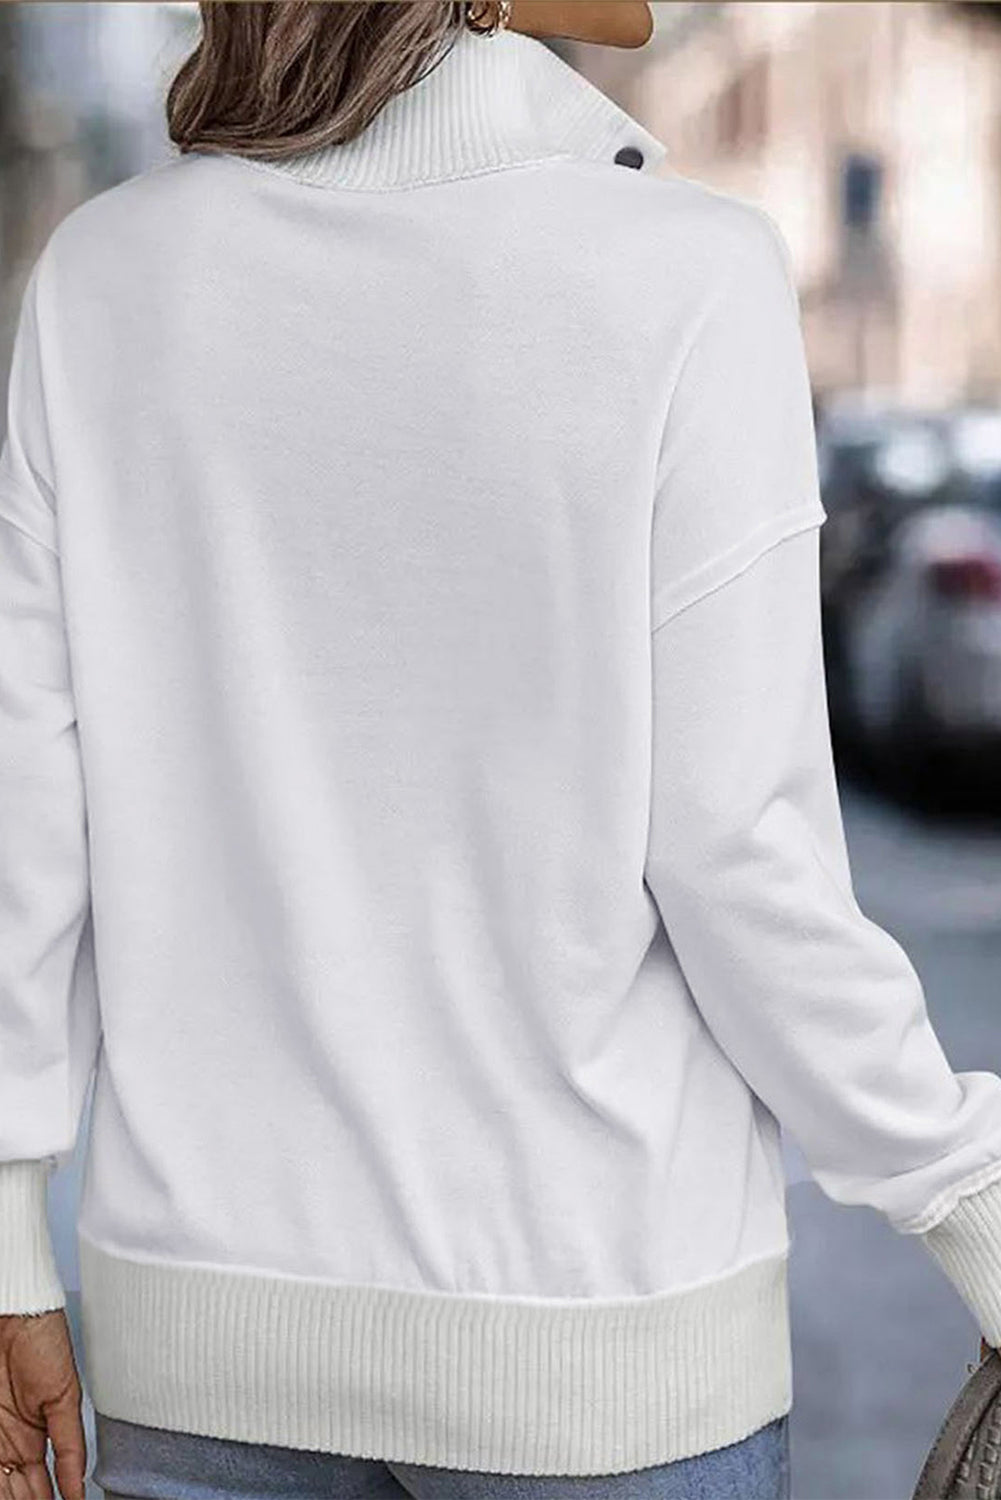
[[614, 145, 644, 169]]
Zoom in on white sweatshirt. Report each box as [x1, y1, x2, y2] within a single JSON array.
[[2, 20, 1001, 1479]]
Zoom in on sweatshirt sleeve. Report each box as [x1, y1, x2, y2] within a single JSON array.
[[649, 202, 827, 632], [645, 212, 1001, 1345], [0, 251, 100, 1315]]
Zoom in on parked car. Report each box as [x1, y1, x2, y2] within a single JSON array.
[[817, 398, 1001, 796]]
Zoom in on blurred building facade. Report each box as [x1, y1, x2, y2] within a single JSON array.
[[0, 3, 195, 378], [573, 0, 1001, 408], [4, 4, 1001, 414]]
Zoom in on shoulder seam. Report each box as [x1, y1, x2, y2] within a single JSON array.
[[651, 500, 825, 634]]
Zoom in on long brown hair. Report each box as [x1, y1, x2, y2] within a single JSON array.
[[166, 1, 498, 162]]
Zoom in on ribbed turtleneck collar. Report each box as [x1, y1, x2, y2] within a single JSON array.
[[243, 23, 669, 192]]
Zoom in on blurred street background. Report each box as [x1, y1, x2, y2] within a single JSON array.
[[4, 4, 1001, 1498]]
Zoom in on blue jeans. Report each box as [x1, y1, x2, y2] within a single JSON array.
[[92, 1411, 790, 1499]]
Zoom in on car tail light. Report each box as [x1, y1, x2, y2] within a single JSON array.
[[926, 553, 1001, 601]]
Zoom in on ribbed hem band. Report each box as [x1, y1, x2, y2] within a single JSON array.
[[78, 1234, 792, 1477]]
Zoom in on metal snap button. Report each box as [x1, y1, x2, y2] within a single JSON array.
[[613, 145, 644, 169]]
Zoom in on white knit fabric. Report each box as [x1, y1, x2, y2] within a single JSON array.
[[3, 20, 1001, 1477], [922, 1176, 1001, 1345]]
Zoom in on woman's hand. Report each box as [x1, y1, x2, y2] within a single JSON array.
[[0, 1311, 86, 1500]]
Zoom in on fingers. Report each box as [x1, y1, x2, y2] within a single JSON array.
[[41, 1388, 86, 1500], [1, 1459, 52, 1500], [0, 1444, 81, 1500], [49, 1440, 85, 1500], [25, 1457, 55, 1500]]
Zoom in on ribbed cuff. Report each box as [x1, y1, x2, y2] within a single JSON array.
[[920, 1175, 1001, 1346], [0, 1158, 66, 1315]]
